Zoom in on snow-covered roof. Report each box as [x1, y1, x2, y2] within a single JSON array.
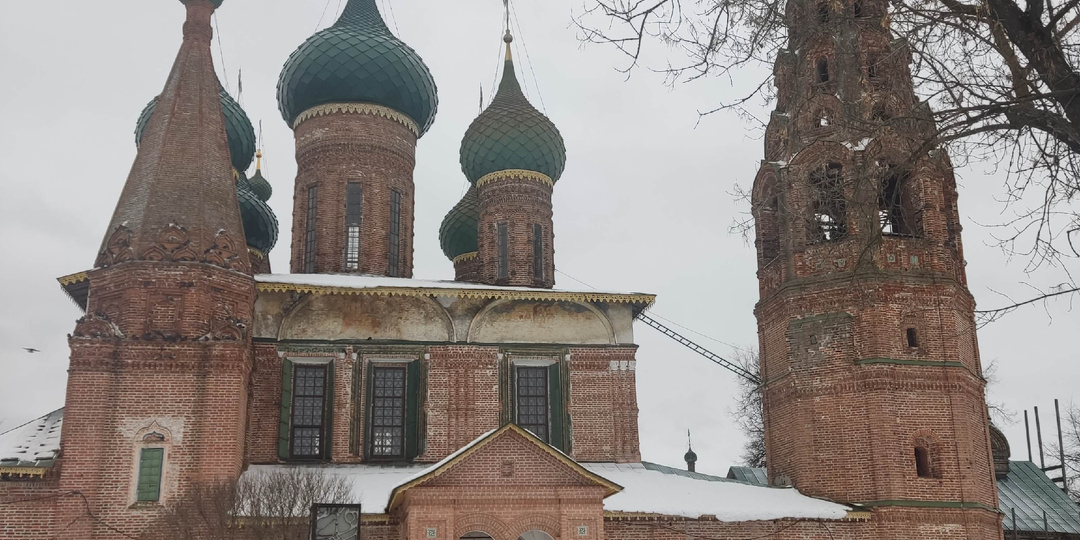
[[242, 460, 849, 522], [254, 274, 655, 305], [582, 462, 849, 521], [0, 408, 63, 473]]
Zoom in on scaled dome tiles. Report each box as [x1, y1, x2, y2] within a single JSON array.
[[277, 0, 438, 135], [460, 55, 566, 184], [439, 186, 480, 260]]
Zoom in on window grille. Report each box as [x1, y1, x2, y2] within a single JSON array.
[[370, 367, 407, 457], [345, 183, 362, 270], [516, 366, 549, 442], [497, 223, 509, 280], [291, 365, 327, 458], [304, 186, 318, 273], [388, 191, 401, 277]]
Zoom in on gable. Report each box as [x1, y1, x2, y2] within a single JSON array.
[[424, 429, 593, 488]]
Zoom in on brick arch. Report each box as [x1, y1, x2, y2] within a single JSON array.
[[510, 514, 561, 540], [455, 513, 514, 540], [753, 169, 783, 264], [911, 429, 944, 479], [787, 140, 853, 170], [795, 93, 845, 137]]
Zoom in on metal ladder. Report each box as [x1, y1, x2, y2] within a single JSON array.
[[636, 312, 761, 385]]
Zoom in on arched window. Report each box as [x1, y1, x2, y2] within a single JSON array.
[[817, 109, 831, 127], [758, 181, 781, 262], [808, 163, 847, 244], [913, 434, 941, 479], [878, 164, 920, 236], [915, 445, 932, 478], [816, 58, 830, 83]]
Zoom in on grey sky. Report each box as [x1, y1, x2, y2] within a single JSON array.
[[0, 0, 1075, 476]]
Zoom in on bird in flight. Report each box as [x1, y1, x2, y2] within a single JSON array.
[[23, 348, 40, 353]]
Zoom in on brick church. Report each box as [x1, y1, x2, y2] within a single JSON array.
[[5, 0, 1075, 538]]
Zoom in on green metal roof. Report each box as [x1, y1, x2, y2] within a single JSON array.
[[136, 88, 256, 173], [237, 173, 279, 253], [248, 168, 273, 202], [999, 461, 1080, 533], [727, 466, 770, 486], [641, 461, 759, 485], [277, 0, 438, 135], [460, 52, 566, 184], [439, 186, 479, 260]]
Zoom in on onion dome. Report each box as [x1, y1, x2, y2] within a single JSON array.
[[460, 38, 566, 185], [277, 0, 438, 135], [439, 186, 479, 260], [684, 448, 698, 465], [137, 87, 256, 173], [248, 150, 273, 202], [237, 172, 279, 253]]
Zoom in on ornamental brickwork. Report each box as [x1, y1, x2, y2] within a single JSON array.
[[751, 0, 1001, 536], [289, 110, 417, 277], [476, 174, 556, 289]]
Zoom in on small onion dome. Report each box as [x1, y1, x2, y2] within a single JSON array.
[[460, 42, 566, 185], [277, 0, 438, 135], [684, 448, 698, 465], [137, 87, 256, 173], [248, 151, 273, 202], [439, 186, 479, 261], [237, 173, 279, 253]]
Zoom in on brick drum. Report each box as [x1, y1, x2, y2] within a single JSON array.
[[476, 173, 555, 289]]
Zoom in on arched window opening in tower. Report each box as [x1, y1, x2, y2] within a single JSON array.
[[906, 327, 919, 348], [867, 54, 885, 87], [461, 532, 494, 540], [345, 182, 362, 271], [758, 185, 781, 261], [817, 109, 831, 127], [879, 166, 920, 236], [817, 2, 830, 23], [808, 163, 847, 244], [914, 444, 933, 478], [497, 222, 509, 280], [533, 223, 544, 281], [304, 186, 318, 273], [389, 190, 402, 277], [816, 58, 830, 83]]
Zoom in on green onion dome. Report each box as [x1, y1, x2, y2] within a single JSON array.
[[136, 87, 256, 173], [276, 0, 438, 135], [439, 186, 479, 261], [460, 44, 566, 185], [237, 173, 279, 253], [248, 152, 273, 202]]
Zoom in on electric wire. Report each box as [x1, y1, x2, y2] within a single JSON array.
[[213, 14, 231, 95], [315, 0, 334, 31], [509, 2, 547, 112], [382, 0, 401, 36]]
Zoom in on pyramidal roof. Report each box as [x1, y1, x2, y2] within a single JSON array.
[[96, 0, 249, 273]]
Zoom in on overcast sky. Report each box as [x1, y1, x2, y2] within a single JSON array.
[[0, 0, 1075, 476]]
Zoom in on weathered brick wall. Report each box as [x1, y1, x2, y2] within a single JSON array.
[[422, 346, 502, 460], [290, 111, 417, 277], [476, 175, 555, 288], [0, 478, 60, 539], [454, 254, 483, 283], [568, 347, 641, 463]]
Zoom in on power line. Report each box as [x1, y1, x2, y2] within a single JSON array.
[[509, 2, 547, 112], [212, 14, 230, 94]]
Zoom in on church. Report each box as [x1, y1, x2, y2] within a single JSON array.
[[2, 0, 1077, 538]]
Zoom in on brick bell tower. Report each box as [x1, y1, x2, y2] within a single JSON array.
[[57, 0, 255, 537], [277, 0, 438, 277], [459, 31, 567, 289], [751, 0, 1001, 535]]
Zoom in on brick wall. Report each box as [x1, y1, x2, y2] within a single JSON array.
[[0, 477, 60, 539], [476, 175, 555, 289], [290, 111, 417, 277]]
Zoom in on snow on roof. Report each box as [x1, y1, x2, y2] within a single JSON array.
[[0, 408, 63, 468], [241, 463, 428, 511], [582, 463, 850, 521], [254, 274, 655, 304], [394, 429, 497, 489]]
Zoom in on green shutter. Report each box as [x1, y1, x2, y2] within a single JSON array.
[[548, 362, 565, 451], [405, 360, 421, 459], [499, 355, 511, 426], [278, 358, 294, 460], [136, 448, 164, 502], [323, 361, 335, 460]]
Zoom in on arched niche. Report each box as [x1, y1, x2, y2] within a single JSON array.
[[279, 293, 453, 342], [468, 299, 616, 345]]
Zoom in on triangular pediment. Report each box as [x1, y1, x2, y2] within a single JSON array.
[[388, 424, 621, 510]]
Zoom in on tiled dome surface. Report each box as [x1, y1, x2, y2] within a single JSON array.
[[237, 174, 279, 253], [439, 186, 480, 260]]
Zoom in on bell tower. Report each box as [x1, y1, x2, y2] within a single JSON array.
[[751, 0, 1001, 536]]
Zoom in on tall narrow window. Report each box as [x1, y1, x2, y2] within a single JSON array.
[[388, 190, 401, 277], [532, 224, 544, 281], [516, 366, 549, 442], [136, 448, 164, 502], [816, 58, 830, 83], [290, 365, 327, 459], [370, 367, 406, 458], [880, 169, 919, 236], [906, 328, 919, 348], [304, 186, 318, 273], [808, 163, 847, 243], [915, 446, 933, 478], [344, 182, 362, 271], [497, 222, 509, 280]]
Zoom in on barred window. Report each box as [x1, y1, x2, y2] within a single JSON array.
[[532, 224, 544, 281], [370, 367, 407, 458], [304, 186, 318, 273], [290, 365, 327, 458], [516, 366, 549, 442], [345, 182, 362, 270], [497, 222, 509, 280], [388, 190, 402, 277]]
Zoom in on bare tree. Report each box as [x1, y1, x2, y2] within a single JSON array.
[[1052, 401, 1080, 501], [143, 468, 354, 540], [729, 349, 765, 468], [573, 0, 1080, 314]]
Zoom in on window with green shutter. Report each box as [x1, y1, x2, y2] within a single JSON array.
[[136, 448, 164, 502], [509, 360, 568, 451], [365, 361, 422, 460], [279, 359, 335, 461]]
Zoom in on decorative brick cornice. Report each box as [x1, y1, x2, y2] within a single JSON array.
[[476, 169, 553, 189], [256, 280, 655, 305], [452, 251, 478, 264], [293, 102, 419, 136]]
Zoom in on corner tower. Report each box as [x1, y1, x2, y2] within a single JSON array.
[[460, 32, 566, 288], [278, 0, 437, 276], [751, 0, 1000, 536], [57, 0, 255, 537]]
